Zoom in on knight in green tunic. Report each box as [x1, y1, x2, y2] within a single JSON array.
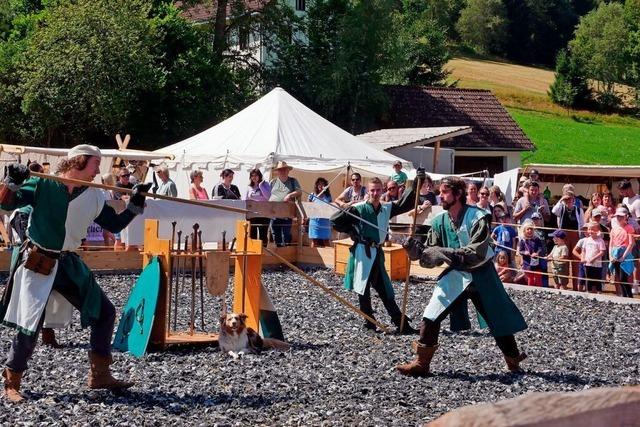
[[396, 176, 528, 377], [0, 145, 151, 403], [331, 175, 422, 334]]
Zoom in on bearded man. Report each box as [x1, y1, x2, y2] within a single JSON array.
[[398, 176, 528, 376], [0, 145, 150, 402]]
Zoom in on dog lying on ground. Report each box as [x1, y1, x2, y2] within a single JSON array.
[[218, 312, 290, 358]]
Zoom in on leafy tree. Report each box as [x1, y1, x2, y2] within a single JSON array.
[[569, 2, 630, 111], [625, 0, 640, 109], [17, 0, 162, 145], [383, 1, 450, 86], [456, 0, 509, 55], [548, 49, 591, 108], [502, 0, 580, 66], [263, 0, 398, 133]]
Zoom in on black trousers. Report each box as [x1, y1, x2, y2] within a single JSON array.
[[358, 259, 402, 325], [418, 283, 520, 358], [249, 217, 270, 246]]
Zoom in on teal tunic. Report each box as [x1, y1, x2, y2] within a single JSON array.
[[338, 187, 417, 296], [426, 206, 527, 338], [0, 177, 138, 335]]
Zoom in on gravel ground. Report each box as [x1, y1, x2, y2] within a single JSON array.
[[1, 268, 639, 426]]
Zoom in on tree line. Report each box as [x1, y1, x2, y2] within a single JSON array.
[[0, 0, 637, 149]]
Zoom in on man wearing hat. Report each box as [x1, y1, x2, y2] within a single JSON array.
[[269, 161, 301, 247], [0, 145, 151, 402]]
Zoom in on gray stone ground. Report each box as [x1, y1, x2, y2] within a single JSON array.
[[1, 268, 639, 426]]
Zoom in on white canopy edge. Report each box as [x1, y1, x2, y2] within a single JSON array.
[[0, 144, 175, 161], [521, 163, 640, 178]]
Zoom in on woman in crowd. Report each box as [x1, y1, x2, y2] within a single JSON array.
[[466, 181, 479, 205], [189, 170, 209, 200], [476, 186, 492, 214], [307, 177, 332, 247], [212, 168, 241, 199], [336, 172, 367, 207], [245, 168, 271, 246]]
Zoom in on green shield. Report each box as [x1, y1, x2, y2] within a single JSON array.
[[112, 256, 161, 358]]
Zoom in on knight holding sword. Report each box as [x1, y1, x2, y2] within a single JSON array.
[[0, 144, 151, 402], [330, 168, 427, 334]]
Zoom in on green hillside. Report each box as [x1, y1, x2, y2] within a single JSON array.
[[509, 108, 640, 165], [447, 57, 640, 165]]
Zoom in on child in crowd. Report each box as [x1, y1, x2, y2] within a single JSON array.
[[573, 222, 606, 293], [494, 251, 514, 283], [518, 219, 546, 287], [547, 230, 569, 290], [609, 207, 635, 298], [531, 212, 550, 287], [491, 212, 518, 265]]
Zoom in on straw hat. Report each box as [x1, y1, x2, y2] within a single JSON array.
[[273, 161, 293, 171]]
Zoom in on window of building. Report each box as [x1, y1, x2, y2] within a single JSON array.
[[295, 0, 305, 11], [239, 28, 249, 50]]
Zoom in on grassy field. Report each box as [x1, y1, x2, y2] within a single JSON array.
[[509, 108, 640, 165], [446, 57, 640, 164]]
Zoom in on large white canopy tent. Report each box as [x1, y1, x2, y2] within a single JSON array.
[[148, 88, 415, 198]]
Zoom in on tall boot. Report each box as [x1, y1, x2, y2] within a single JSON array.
[[87, 351, 134, 390], [2, 368, 24, 403], [504, 352, 527, 373], [396, 341, 438, 377], [41, 328, 62, 348]]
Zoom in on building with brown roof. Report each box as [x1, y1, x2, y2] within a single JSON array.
[[375, 86, 536, 175]]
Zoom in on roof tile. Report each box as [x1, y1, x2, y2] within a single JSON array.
[[378, 86, 535, 151]]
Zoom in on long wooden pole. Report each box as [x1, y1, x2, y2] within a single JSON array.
[[263, 246, 391, 334], [399, 178, 423, 333], [29, 171, 250, 215]]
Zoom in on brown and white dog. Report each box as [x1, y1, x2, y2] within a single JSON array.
[[218, 312, 290, 358]]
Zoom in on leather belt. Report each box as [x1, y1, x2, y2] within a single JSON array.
[[26, 241, 62, 260]]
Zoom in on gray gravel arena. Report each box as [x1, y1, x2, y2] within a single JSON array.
[[1, 268, 639, 425]]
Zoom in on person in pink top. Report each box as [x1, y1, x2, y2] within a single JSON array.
[[189, 170, 209, 200], [245, 168, 272, 246], [609, 206, 635, 297]]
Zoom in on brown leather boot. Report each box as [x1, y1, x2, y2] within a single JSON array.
[[2, 368, 24, 403], [87, 351, 134, 390], [396, 341, 438, 377], [41, 328, 62, 348], [504, 352, 527, 373]]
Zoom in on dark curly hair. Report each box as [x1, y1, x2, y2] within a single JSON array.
[[440, 176, 467, 205]]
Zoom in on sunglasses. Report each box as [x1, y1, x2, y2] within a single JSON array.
[[480, 192, 489, 196], [352, 178, 361, 182], [120, 174, 130, 178]]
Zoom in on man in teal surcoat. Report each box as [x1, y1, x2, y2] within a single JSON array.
[[397, 176, 528, 376], [0, 145, 150, 402], [331, 174, 424, 334]]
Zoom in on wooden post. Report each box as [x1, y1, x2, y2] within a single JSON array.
[[232, 220, 263, 331], [433, 140, 441, 173], [143, 219, 171, 348]]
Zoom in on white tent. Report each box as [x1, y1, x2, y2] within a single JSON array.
[[149, 88, 414, 197]]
